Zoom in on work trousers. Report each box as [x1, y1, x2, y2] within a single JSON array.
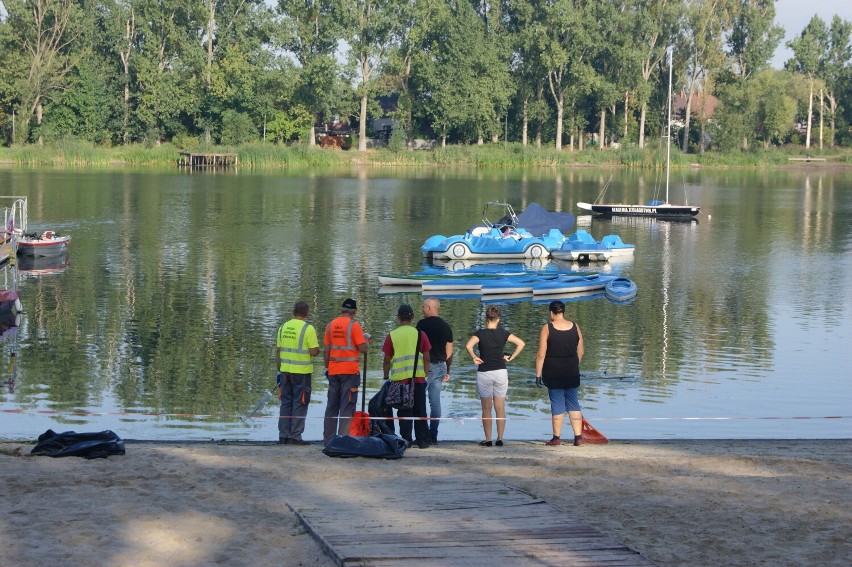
[[323, 373, 360, 445], [398, 382, 429, 445], [278, 372, 311, 442]]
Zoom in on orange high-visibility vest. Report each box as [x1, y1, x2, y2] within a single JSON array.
[[325, 316, 364, 375]]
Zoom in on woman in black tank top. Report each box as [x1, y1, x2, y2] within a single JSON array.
[[534, 300, 585, 446]]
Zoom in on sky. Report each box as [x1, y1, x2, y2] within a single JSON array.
[[772, 0, 852, 68]]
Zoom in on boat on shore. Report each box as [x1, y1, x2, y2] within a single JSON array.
[[16, 231, 71, 257]]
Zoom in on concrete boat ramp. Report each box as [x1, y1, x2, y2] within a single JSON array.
[[288, 474, 655, 566]]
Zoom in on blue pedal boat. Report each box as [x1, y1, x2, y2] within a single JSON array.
[[421, 202, 575, 260], [604, 277, 638, 301]]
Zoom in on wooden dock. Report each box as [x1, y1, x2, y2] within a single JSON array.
[[288, 475, 655, 566], [178, 151, 238, 169]]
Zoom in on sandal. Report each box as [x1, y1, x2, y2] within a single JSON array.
[[479, 440, 492, 447]]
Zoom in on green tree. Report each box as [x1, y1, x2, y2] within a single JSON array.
[[342, 0, 403, 151], [821, 15, 852, 147], [591, 0, 636, 149], [521, 0, 598, 150], [727, 0, 784, 80], [418, 0, 512, 146], [383, 0, 436, 146], [715, 69, 800, 149], [133, 0, 205, 141], [277, 0, 348, 145], [0, 0, 85, 144], [786, 15, 827, 149], [680, 0, 734, 152], [632, 0, 682, 148]]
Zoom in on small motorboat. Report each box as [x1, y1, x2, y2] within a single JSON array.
[[16, 230, 71, 257], [604, 277, 638, 301]]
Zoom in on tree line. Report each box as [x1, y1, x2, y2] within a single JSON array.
[[0, 0, 850, 152]]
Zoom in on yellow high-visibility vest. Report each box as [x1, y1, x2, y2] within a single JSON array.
[[389, 326, 424, 381], [278, 319, 316, 373]]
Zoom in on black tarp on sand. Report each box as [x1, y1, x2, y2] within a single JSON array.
[[31, 429, 126, 459]]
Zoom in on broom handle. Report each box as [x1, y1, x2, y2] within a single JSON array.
[[360, 349, 367, 413]]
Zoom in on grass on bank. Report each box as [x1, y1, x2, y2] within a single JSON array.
[[1, 139, 850, 169]]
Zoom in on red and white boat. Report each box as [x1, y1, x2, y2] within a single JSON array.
[[16, 230, 71, 257]]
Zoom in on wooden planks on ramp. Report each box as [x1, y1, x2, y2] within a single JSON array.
[[288, 475, 655, 566]]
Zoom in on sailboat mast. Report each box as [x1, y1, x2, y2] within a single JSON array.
[[665, 47, 673, 204]]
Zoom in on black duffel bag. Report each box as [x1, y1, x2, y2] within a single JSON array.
[[31, 429, 126, 459], [322, 433, 407, 459]]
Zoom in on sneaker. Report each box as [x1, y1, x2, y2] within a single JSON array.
[[545, 437, 561, 446], [289, 439, 310, 446], [479, 440, 493, 447], [573, 435, 585, 446], [417, 440, 430, 449], [278, 438, 289, 445], [495, 440, 504, 447]]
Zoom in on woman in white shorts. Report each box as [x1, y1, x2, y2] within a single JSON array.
[[465, 306, 525, 447]]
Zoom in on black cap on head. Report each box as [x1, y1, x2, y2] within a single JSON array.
[[397, 304, 414, 320], [342, 298, 357, 310], [549, 300, 565, 314]]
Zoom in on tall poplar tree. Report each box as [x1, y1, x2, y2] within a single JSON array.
[[526, 0, 597, 150], [822, 15, 852, 147], [343, 0, 402, 151], [786, 16, 827, 149], [277, 0, 347, 145]]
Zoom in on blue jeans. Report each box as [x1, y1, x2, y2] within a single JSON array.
[[426, 361, 447, 439]]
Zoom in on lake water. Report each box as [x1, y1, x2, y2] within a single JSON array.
[[1, 166, 850, 442]]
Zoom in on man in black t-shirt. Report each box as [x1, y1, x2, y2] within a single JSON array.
[[416, 298, 454, 444]]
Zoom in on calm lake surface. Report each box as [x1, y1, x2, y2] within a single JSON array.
[[1, 166, 850, 441]]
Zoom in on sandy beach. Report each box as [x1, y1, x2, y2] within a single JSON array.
[[2, 438, 850, 566]]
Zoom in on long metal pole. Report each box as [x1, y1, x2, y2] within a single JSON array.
[[666, 47, 673, 204]]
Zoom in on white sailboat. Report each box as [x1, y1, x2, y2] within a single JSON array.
[[578, 47, 700, 219]]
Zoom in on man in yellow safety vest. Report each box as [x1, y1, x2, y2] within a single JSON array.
[[382, 304, 431, 449], [276, 301, 320, 445]]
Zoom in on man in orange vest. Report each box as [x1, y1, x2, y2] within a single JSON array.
[[323, 298, 369, 445]]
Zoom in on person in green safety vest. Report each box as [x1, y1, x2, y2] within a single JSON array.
[[382, 304, 432, 449], [276, 301, 320, 445]]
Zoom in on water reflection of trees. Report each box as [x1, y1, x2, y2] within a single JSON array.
[[8, 168, 849, 432]]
